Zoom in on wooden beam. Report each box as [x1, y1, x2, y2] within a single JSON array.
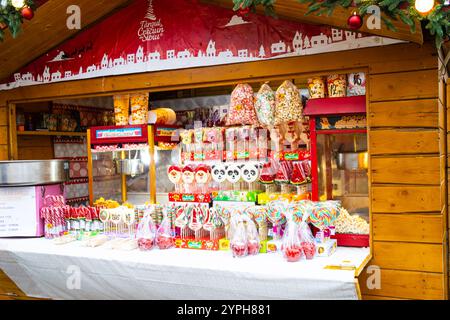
[[202, 0, 423, 44]]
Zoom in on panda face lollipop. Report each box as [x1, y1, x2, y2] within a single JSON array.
[[211, 163, 227, 183], [241, 163, 260, 183], [226, 164, 241, 184]]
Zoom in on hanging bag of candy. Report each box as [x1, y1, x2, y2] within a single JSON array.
[[255, 82, 276, 127], [229, 214, 248, 258], [136, 214, 156, 251], [294, 202, 316, 260], [156, 211, 175, 250], [274, 80, 303, 125], [226, 83, 258, 126]]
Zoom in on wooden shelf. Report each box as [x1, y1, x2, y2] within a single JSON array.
[[17, 131, 87, 137]]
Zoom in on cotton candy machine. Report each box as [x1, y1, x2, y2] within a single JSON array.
[[0, 160, 69, 237]]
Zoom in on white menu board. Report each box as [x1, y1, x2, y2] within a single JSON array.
[[0, 187, 38, 237]]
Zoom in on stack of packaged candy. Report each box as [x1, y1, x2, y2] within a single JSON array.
[[40, 195, 70, 239]]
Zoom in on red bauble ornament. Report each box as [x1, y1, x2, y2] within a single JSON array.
[[347, 13, 363, 30], [21, 7, 34, 20], [237, 3, 251, 17]]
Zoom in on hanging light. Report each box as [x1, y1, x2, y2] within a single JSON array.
[[414, 0, 435, 14], [11, 0, 25, 9]]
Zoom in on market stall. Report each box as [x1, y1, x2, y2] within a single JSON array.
[[0, 0, 447, 301]]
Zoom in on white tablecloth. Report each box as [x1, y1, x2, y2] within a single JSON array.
[[0, 238, 369, 300]]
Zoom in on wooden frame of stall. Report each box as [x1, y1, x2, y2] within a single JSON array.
[[0, 40, 448, 300]]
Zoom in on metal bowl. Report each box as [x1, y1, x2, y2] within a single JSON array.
[[0, 160, 70, 186]]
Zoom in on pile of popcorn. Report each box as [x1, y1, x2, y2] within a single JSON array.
[[334, 208, 369, 235]]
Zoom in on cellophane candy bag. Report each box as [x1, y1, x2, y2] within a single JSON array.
[[229, 215, 248, 258], [156, 214, 174, 250], [255, 83, 276, 127], [244, 216, 260, 255], [226, 83, 258, 126], [282, 222, 303, 262], [136, 215, 156, 251], [274, 80, 303, 125], [297, 203, 316, 259]]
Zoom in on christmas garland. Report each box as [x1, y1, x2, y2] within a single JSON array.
[[233, 0, 450, 49], [0, 0, 35, 41]]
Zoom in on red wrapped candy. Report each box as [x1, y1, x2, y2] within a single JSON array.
[[231, 242, 247, 257], [136, 215, 156, 251], [301, 241, 316, 260], [247, 240, 260, 255], [156, 235, 174, 250], [284, 246, 303, 262], [138, 238, 154, 250]]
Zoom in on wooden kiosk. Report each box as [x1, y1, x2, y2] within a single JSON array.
[[0, 0, 448, 300]]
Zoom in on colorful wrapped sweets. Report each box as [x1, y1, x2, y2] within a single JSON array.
[[255, 82, 276, 127], [226, 83, 259, 126], [274, 80, 303, 125]]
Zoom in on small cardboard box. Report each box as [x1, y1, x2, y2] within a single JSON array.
[[266, 239, 282, 253], [175, 238, 219, 251], [316, 239, 337, 257]]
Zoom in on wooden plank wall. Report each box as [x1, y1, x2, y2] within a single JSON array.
[[0, 105, 8, 160], [360, 48, 447, 300], [446, 80, 450, 297]]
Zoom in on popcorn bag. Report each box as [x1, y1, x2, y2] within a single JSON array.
[[114, 94, 130, 126], [255, 82, 276, 127], [307, 77, 326, 99], [274, 80, 303, 125], [136, 215, 157, 251], [130, 92, 149, 125], [327, 74, 347, 98], [226, 83, 258, 126]]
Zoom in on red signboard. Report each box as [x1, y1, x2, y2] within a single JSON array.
[[0, 0, 401, 90], [90, 125, 148, 145]]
